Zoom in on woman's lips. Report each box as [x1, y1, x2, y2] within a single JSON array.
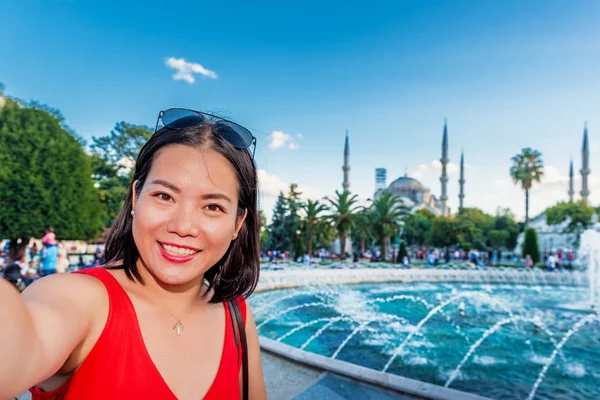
[[157, 242, 201, 264]]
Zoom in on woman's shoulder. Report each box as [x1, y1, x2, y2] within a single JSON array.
[[24, 269, 108, 303], [21, 270, 110, 335]]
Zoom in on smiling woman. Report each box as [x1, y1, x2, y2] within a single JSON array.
[[0, 109, 266, 400]]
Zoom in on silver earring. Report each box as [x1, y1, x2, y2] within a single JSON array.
[[233, 233, 237, 238], [131, 210, 135, 216]]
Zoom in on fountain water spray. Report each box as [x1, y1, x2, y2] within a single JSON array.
[[277, 317, 344, 342], [256, 302, 328, 330], [526, 313, 600, 400], [382, 292, 519, 373], [579, 229, 600, 310], [331, 313, 408, 359], [445, 316, 561, 388]]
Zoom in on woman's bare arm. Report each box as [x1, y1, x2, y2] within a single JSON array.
[[0, 273, 105, 398], [244, 304, 267, 400]]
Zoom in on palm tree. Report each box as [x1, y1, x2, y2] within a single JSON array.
[[369, 193, 408, 261], [351, 208, 373, 255], [301, 199, 329, 255], [510, 148, 544, 226], [325, 190, 360, 260]]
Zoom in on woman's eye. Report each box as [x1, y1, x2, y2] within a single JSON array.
[[157, 193, 172, 202], [206, 204, 224, 212]]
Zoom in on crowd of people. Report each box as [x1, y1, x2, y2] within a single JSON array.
[[0, 228, 105, 292], [261, 245, 578, 270]]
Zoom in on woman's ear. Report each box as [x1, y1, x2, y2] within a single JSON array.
[[132, 180, 139, 209], [234, 208, 248, 238]]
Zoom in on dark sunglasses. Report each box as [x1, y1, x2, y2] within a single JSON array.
[[155, 108, 256, 158]]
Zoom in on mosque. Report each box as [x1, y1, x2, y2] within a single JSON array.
[[342, 121, 460, 216], [341, 122, 591, 222]]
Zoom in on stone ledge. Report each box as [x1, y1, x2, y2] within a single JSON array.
[[255, 268, 586, 292], [260, 337, 492, 400]]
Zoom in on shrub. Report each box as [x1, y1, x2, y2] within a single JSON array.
[[522, 227, 540, 264]]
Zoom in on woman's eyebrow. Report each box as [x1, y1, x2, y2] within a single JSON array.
[[149, 179, 180, 193], [149, 179, 232, 204], [202, 193, 232, 204]]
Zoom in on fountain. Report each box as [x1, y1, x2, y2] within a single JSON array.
[[252, 260, 599, 399], [579, 229, 600, 310]]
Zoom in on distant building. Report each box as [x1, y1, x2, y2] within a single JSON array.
[[373, 121, 453, 216]]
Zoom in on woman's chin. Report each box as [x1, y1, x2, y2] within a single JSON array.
[[148, 264, 203, 287]]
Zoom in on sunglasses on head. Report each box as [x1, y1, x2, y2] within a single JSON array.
[[155, 108, 257, 158]]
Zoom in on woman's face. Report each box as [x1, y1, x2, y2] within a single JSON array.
[[132, 144, 246, 286]]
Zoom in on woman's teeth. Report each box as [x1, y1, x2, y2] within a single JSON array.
[[162, 244, 197, 256]]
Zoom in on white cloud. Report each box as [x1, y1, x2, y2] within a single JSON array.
[[296, 133, 304, 139], [411, 159, 460, 179], [165, 57, 217, 84], [257, 169, 322, 221], [268, 130, 300, 150]]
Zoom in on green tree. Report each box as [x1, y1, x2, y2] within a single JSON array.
[[487, 229, 509, 248], [90, 122, 153, 226], [351, 208, 374, 255], [545, 201, 594, 233], [403, 209, 435, 245], [301, 199, 329, 255], [397, 240, 408, 263], [258, 209, 269, 250], [510, 148, 544, 226], [426, 217, 459, 247], [286, 184, 304, 259], [368, 193, 407, 261], [266, 192, 291, 251], [0, 98, 104, 253], [455, 208, 491, 249], [522, 227, 541, 264], [326, 190, 360, 260], [492, 208, 520, 249]]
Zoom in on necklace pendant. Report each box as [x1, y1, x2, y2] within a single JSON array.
[[173, 321, 184, 335]]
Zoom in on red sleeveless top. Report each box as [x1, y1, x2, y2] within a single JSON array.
[[30, 267, 246, 400]]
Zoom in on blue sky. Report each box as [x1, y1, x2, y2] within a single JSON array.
[[2, 0, 600, 220]]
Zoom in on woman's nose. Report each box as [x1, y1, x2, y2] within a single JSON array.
[[166, 205, 201, 238]]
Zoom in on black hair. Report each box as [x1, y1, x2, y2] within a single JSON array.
[[103, 122, 260, 303]]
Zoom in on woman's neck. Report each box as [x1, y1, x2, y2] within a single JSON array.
[[135, 259, 211, 314]]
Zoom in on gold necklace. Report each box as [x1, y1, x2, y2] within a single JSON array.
[[145, 285, 191, 335], [145, 279, 210, 336]]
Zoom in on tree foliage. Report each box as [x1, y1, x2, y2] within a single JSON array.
[[326, 190, 360, 259], [90, 122, 153, 226], [368, 193, 407, 260], [510, 148, 544, 226], [403, 209, 435, 245], [266, 192, 291, 252], [544, 201, 594, 233], [0, 99, 104, 243], [522, 227, 541, 263], [301, 199, 328, 255]]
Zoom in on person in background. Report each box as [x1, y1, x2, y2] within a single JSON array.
[[57, 242, 70, 273], [2, 245, 30, 292], [524, 254, 534, 268], [40, 229, 59, 276]]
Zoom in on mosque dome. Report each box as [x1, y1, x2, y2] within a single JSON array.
[[388, 176, 426, 192]]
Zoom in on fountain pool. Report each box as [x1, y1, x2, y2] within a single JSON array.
[[251, 281, 599, 400]]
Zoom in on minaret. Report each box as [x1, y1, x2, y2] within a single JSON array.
[[342, 129, 350, 191], [567, 159, 574, 202], [581, 123, 590, 204], [440, 120, 449, 215], [459, 150, 465, 212]]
